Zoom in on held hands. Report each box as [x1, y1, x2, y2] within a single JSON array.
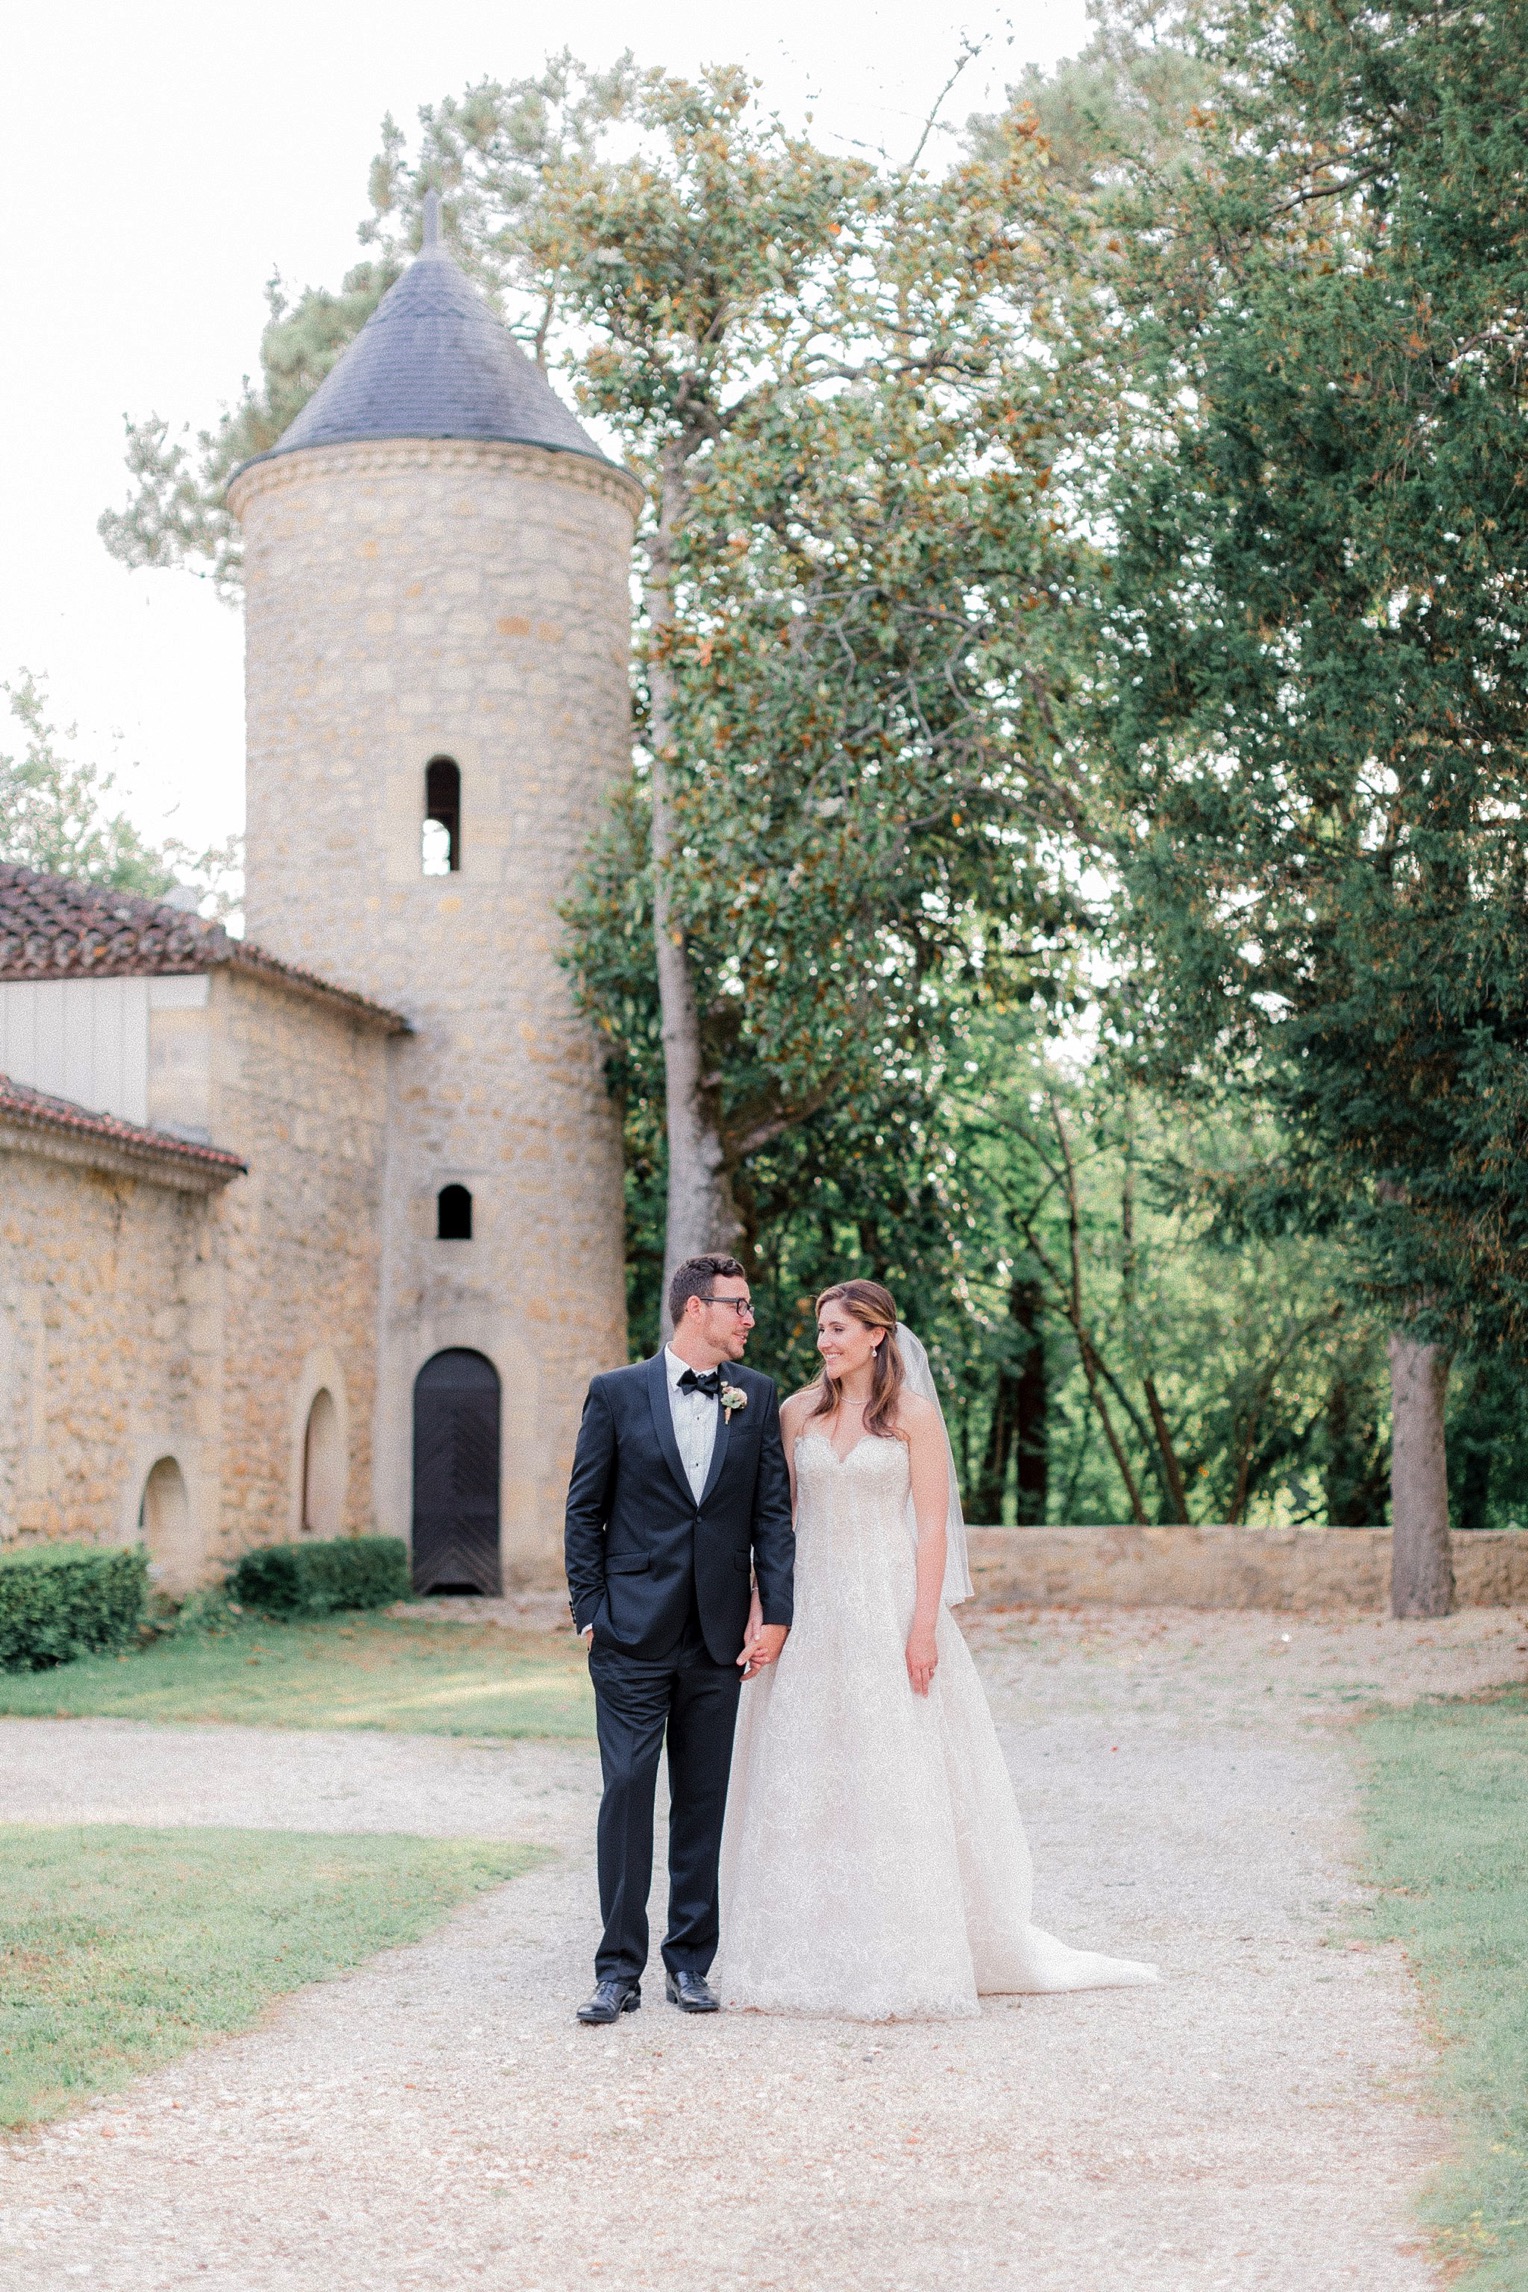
[[738, 1595, 788, 1681], [905, 1625, 939, 1698], [584, 1615, 786, 1673]]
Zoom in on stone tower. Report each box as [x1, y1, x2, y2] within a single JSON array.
[[227, 197, 640, 1588]]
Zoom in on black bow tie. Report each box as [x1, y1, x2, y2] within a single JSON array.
[[678, 1367, 724, 1399]]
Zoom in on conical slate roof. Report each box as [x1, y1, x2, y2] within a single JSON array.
[[240, 197, 610, 473]]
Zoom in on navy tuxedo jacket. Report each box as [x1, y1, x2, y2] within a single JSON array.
[[564, 1352, 795, 1663]]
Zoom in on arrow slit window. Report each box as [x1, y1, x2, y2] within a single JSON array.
[[422, 756, 461, 874]]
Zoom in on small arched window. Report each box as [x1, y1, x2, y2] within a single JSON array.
[[422, 756, 461, 875], [302, 1389, 345, 1536], [437, 1183, 473, 1241]]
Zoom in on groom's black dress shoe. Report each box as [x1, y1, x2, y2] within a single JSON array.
[[577, 1977, 641, 2025], [665, 1970, 720, 2013]]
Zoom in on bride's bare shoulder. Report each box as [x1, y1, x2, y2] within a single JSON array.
[[779, 1386, 821, 1430], [894, 1390, 941, 1439]]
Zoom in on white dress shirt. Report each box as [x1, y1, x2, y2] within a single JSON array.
[[665, 1344, 720, 1503]]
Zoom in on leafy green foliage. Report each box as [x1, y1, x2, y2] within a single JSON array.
[[2, 676, 169, 894], [0, 1544, 147, 1670], [96, 24, 1528, 1510], [230, 1536, 410, 1618], [939, 1019, 1399, 1525], [536, 69, 1097, 1252], [971, 0, 1215, 192], [361, 52, 639, 299], [1446, 1356, 1528, 1531], [1093, 0, 1528, 1355]]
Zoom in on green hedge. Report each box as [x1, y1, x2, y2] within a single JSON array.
[[230, 1536, 410, 1618], [0, 1545, 148, 1670]]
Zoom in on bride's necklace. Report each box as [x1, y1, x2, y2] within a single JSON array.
[[827, 1393, 870, 1463]]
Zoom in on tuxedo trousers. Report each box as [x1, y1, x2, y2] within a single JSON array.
[[588, 1629, 742, 1982]]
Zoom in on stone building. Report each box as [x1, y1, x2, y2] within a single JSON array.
[[0, 198, 639, 1594]]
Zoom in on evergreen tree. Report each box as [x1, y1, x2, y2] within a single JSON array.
[[1093, 0, 1528, 1610]]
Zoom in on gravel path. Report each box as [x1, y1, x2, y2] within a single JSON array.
[[3, 1606, 1523, 2292], [0, 1719, 595, 1849]]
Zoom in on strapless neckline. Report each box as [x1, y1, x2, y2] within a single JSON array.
[[796, 1429, 901, 1469]]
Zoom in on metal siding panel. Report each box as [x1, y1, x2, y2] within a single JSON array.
[[61, 978, 95, 1108], [89, 982, 117, 1115], [0, 981, 40, 1082], [0, 976, 150, 1123], [39, 982, 67, 1100], [117, 980, 149, 1125]]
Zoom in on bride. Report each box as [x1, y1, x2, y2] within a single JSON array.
[[713, 1279, 1159, 2020]]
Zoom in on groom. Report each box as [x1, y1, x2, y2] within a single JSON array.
[[564, 1254, 795, 2025]]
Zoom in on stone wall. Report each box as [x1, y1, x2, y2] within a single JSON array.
[[0, 1128, 216, 1554], [203, 966, 391, 1564], [0, 964, 390, 1586], [966, 1524, 1528, 1611], [232, 439, 640, 1584]]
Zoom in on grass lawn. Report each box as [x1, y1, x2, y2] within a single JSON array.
[[0, 1824, 542, 2129], [1360, 1685, 1528, 2291], [0, 1612, 595, 1737]]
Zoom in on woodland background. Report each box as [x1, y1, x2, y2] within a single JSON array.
[[8, 0, 1528, 1537]]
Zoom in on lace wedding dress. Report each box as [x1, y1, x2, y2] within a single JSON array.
[[713, 1431, 1159, 2019]]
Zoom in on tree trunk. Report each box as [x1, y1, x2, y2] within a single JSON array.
[[972, 1279, 1048, 1526], [971, 1377, 1012, 1527], [1386, 1332, 1455, 1618], [645, 450, 740, 1324], [1012, 1282, 1049, 1524], [1142, 1375, 1190, 1524], [1049, 1095, 1147, 1525]]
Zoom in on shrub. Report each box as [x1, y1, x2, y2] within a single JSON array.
[[0, 1544, 148, 1670], [153, 1582, 239, 1638], [230, 1536, 410, 1618]]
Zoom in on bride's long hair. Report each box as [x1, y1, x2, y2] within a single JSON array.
[[810, 1280, 907, 1440]]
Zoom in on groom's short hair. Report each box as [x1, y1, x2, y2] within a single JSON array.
[[668, 1253, 747, 1326]]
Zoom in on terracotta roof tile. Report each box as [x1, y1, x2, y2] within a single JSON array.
[[0, 862, 224, 978], [0, 863, 408, 1032], [0, 1072, 246, 1178]]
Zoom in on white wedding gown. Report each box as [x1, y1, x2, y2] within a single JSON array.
[[713, 1431, 1159, 2019]]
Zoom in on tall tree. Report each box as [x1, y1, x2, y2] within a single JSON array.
[[553, 74, 1088, 1306], [971, 0, 1214, 193], [521, 68, 870, 1288], [1087, 0, 1528, 1611]]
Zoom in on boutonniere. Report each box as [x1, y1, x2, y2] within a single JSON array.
[[719, 1381, 748, 1417]]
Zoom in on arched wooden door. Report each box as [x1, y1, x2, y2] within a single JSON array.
[[411, 1349, 501, 1595]]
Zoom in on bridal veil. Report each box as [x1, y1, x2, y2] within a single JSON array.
[[896, 1322, 973, 1606]]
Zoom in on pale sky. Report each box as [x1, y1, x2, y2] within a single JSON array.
[[1, 0, 1090, 860]]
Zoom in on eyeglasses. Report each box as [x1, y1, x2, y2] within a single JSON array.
[[699, 1296, 756, 1319]]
